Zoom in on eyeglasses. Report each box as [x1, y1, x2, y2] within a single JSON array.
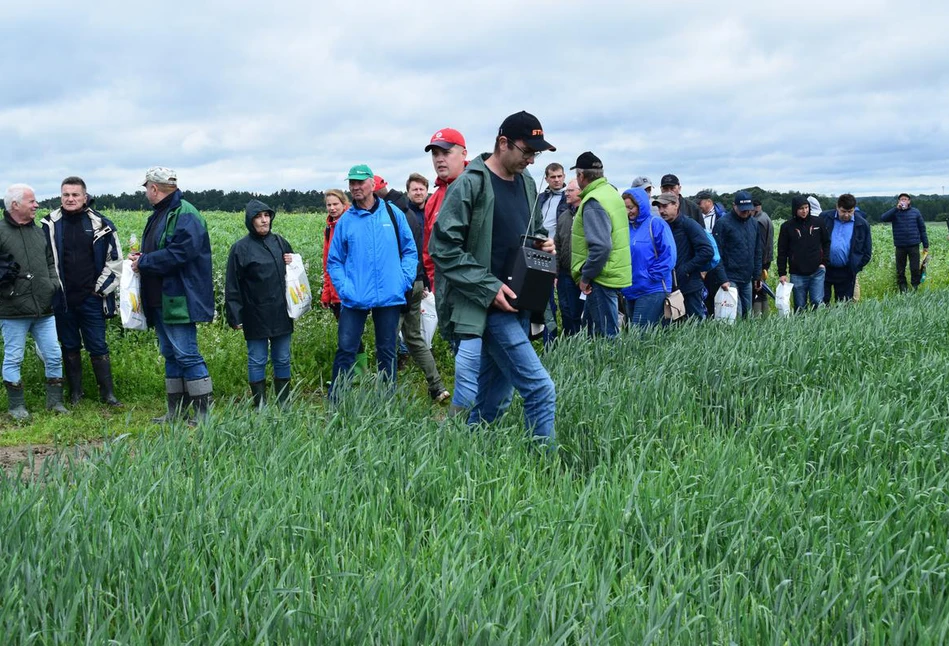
[[509, 141, 541, 159]]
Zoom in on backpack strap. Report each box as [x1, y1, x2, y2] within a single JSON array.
[[383, 200, 403, 260]]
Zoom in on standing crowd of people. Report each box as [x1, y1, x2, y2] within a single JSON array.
[[0, 110, 933, 446]]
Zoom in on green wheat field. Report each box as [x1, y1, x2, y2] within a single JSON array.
[[1, 213, 948, 643]]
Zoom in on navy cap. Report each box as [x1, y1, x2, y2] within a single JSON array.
[[734, 190, 755, 211]]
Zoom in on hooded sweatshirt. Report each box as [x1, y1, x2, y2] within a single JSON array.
[[224, 199, 294, 340], [621, 188, 676, 299], [776, 196, 829, 277]]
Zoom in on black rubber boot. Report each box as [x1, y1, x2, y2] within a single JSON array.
[[4, 380, 29, 421], [90, 355, 122, 406], [274, 377, 291, 407], [63, 351, 84, 405], [45, 378, 70, 414], [250, 380, 267, 410], [185, 377, 213, 425], [152, 378, 186, 423]]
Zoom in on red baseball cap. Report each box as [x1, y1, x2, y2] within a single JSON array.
[[373, 175, 387, 192], [425, 128, 467, 152]]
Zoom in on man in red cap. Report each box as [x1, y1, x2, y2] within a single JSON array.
[[373, 175, 410, 213], [422, 128, 467, 289]]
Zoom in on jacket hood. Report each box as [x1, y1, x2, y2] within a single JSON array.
[[791, 195, 810, 217], [245, 199, 275, 234], [622, 187, 652, 225]]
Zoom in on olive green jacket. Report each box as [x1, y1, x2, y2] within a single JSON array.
[[428, 153, 547, 338], [0, 211, 59, 319]]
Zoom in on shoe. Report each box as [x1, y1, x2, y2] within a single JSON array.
[[152, 378, 186, 423], [4, 381, 29, 421], [397, 354, 409, 371], [185, 377, 213, 425], [250, 380, 267, 410], [63, 351, 84, 405], [45, 378, 70, 414], [90, 354, 122, 407], [432, 389, 451, 404], [274, 377, 291, 407]]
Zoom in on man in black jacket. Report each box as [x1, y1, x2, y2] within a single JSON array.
[[398, 173, 449, 403], [821, 194, 872, 302], [777, 196, 829, 311], [880, 193, 928, 292], [42, 177, 123, 407]]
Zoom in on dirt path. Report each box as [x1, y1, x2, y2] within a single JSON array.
[[0, 441, 103, 479]]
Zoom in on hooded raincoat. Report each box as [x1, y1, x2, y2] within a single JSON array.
[[621, 188, 676, 299], [224, 200, 294, 340]]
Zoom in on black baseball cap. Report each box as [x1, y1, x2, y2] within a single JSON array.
[[695, 190, 714, 201], [569, 151, 603, 170], [498, 111, 556, 152], [660, 173, 680, 187]]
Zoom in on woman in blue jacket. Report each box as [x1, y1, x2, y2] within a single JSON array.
[[620, 188, 676, 329]]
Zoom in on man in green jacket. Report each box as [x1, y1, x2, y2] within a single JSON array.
[[429, 111, 557, 445], [570, 152, 632, 337], [1, 184, 68, 420]]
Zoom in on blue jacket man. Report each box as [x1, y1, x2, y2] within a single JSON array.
[[820, 193, 872, 302], [132, 167, 214, 423], [712, 191, 762, 317], [328, 164, 417, 397], [880, 193, 928, 292], [42, 177, 123, 406]]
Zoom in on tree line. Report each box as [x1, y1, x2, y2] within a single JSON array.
[[38, 189, 330, 213], [37, 185, 949, 222]]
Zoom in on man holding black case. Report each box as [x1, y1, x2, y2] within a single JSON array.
[[429, 111, 557, 446]]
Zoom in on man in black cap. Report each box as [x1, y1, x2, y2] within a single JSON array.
[[712, 190, 762, 318], [569, 151, 631, 337], [429, 111, 557, 447], [660, 173, 702, 226]]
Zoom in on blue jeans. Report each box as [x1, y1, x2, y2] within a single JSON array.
[[790, 267, 824, 311], [468, 311, 556, 443], [331, 305, 401, 392], [452, 337, 481, 409], [582, 282, 620, 337], [732, 281, 753, 318], [55, 295, 109, 356], [0, 316, 63, 382], [151, 309, 209, 381], [684, 288, 707, 319], [624, 291, 667, 329], [246, 333, 292, 382], [556, 270, 583, 336]]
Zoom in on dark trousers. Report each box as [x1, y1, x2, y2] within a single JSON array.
[[824, 266, 856, 302], [895, 245, 921, 292], [55, 295, 109, 356], [556, 270, 583, 336]]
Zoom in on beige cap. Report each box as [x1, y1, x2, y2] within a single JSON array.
[[142, 167, 177, 186], [651, 192, 678, 206]]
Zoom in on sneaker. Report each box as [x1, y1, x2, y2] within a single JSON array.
[[432, 389, 451, 404]]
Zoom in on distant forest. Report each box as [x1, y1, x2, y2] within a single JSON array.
[[37, 186, 949, 223]]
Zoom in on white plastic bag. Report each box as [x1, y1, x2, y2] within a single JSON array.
[[119, 259, 147, 331], [714, 285, 739, 323], [285, 253, 312, 319], [775, 282, 794, 317], [420, 291, 438, 348]]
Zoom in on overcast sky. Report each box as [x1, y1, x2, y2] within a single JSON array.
[[3, 0, 948, 201]]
